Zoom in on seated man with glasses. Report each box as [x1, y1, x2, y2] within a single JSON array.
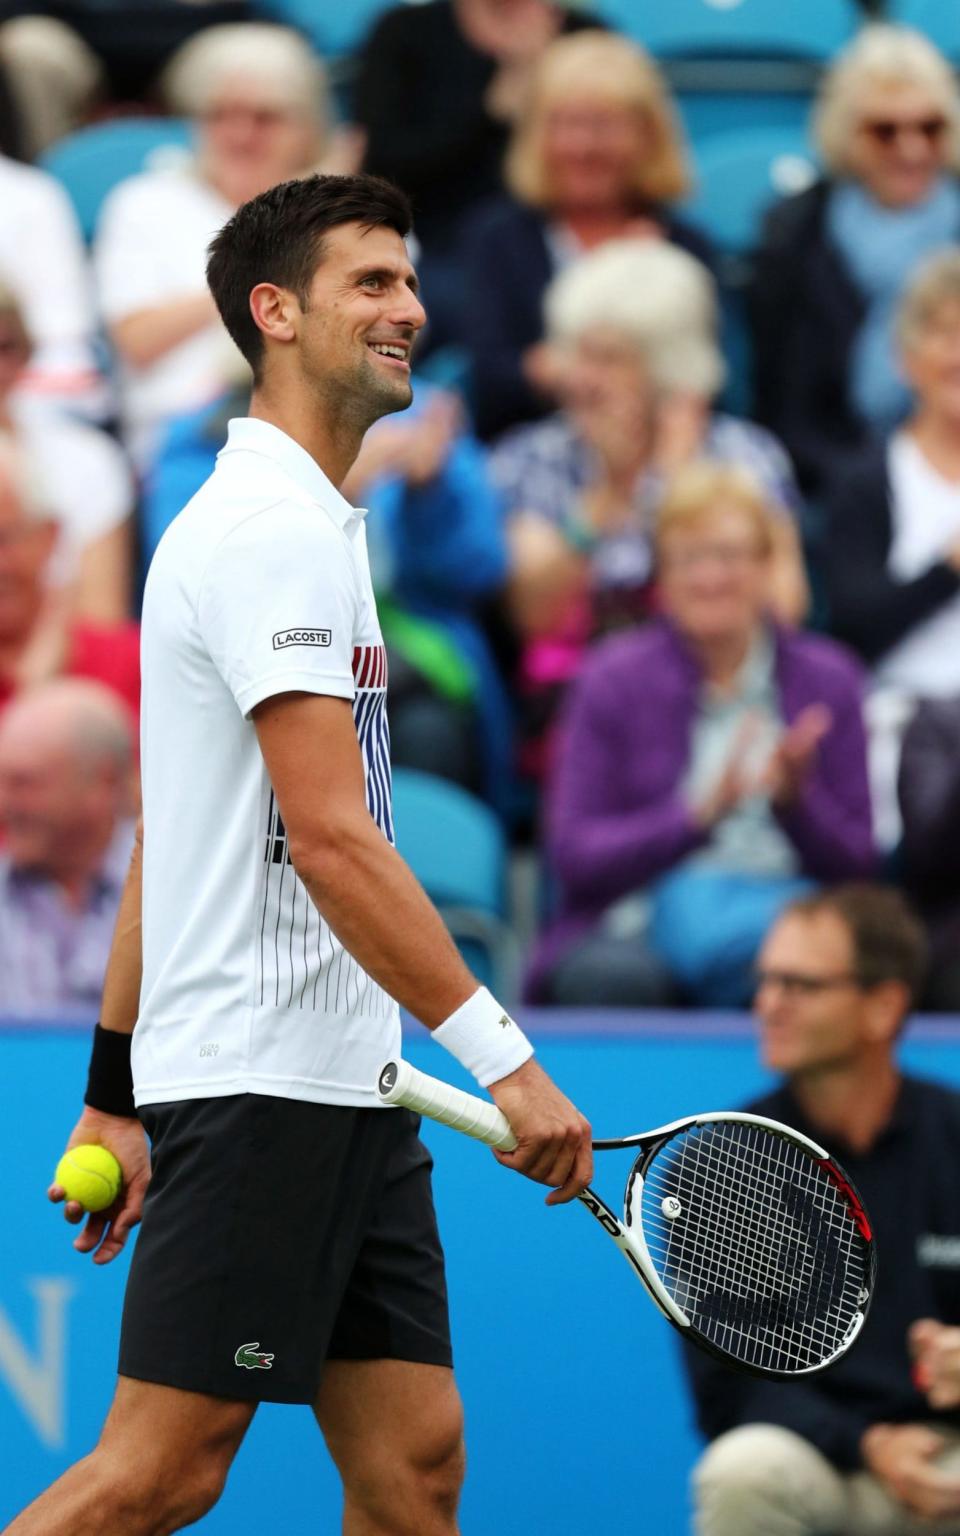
[[685, 883, 960, 1536]]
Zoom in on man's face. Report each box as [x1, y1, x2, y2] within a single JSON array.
[[200, 87, 320, 206], [0, 727, 106, 874], [754, 911, 869, 1077], [294, 223, 426, 426]]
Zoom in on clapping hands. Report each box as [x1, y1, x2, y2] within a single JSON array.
[[695, 705, 833, 829]]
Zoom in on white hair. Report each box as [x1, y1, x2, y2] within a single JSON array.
[[815, 24, 960, 175], [161, 22, 329, 128], [544, 238, 725, 398]]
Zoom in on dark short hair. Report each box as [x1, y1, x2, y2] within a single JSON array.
[[206, 173, 413, 379], [784, 884, 929, 1008]]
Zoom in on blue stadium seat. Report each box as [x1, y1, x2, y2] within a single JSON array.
[[391, 767, 516, 995], [599, 0, 858, 60], [685, 124, 819, 253], [254, 0, 396, 57], [890, 0, 960, 57], [41, 118, 193, 242]]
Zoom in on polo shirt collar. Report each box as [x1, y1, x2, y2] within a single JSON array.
[[219, 417, 367, 530]]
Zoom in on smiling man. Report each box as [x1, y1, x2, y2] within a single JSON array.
[[684, 884, 960, 1536], [11, 174, 593, 1536]]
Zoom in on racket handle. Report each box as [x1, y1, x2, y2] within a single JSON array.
[[378, 1060, 517, 1151]]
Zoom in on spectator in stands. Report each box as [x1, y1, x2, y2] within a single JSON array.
[[491, 237, 807, 783], [0, 679, 135, 1017], [899, 697, 960, 1011], [0, 284, 134, 622], [527, 461, 874, 1007], [0, 435, 138, 717], [142, 373, 513, 810], [464, 29, 713, 440], [827, 249, 960, 846], [685, 884, 960, 1536], [95, 23, 351, 471], [354, 0, 599, 355], [0, 146, 103, 421], [753, 25, 960, 498], [0, 14, 103, 158]]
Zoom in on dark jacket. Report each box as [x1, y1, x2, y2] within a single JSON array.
[[525, 618, 876, 999], [682, 1076, 960, 1470], [751, 179, 870, 497], [826, 440, 960, 662], [463, 196, 716, 441], [899, 697, 960, 955], [354, 1, 599, 248]]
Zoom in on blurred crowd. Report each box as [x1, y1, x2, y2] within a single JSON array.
[[6, 0, 960, 1016]]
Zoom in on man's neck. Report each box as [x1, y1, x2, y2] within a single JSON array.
[[33, 823, 118, 913], [248, 387, 367, 489], [788, 1055, 902, 1155]]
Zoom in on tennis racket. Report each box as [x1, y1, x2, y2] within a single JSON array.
[[377, 1059, 876, 1379]]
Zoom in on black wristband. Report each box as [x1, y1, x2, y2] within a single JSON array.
[[84, 1024, 136, 1118]]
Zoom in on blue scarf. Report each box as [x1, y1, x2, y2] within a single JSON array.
[[827, 176, 960, 428]]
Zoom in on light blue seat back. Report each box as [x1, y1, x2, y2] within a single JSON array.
[[392, 768, 506, 915], [598, 0, 858, 60], [41, 117, 193, 242], [685, 123, 819, 253], [391, 768, 512, 993]]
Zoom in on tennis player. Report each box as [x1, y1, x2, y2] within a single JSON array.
[[10, 173, 592, 1536]]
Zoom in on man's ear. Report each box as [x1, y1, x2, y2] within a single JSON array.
[[862, 978, 910, 1045], [249, 283, 299, 348]]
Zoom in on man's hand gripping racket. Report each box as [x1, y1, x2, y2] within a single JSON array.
[[378, 1059, 877, 1380]]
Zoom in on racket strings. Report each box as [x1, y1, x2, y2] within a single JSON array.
[[659, 1129, 862, 1369], [657, 1130, 863, 1371], [637, 1122, 869, 1373]]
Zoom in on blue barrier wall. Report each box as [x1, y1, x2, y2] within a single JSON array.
[[5, 1013, 960, 1534]]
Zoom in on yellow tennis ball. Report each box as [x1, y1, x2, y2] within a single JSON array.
[[54, 1145, 122, 1212]]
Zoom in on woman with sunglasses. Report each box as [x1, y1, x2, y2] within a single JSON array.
[[751, 25, 960, 500]]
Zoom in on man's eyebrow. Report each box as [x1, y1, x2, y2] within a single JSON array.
[[349, 263, 420, 296]]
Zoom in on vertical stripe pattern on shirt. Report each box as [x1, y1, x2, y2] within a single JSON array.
[[255, 645, 393, 1015]]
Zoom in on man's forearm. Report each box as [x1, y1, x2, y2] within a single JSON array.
[[292, 814, 479, 1029], [99, 819, 143, 1036]]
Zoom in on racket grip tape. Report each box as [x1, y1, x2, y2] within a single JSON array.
[[377, 1060, 517, 1151]]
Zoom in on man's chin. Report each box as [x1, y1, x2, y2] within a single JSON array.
[[371, 376, 414, 417]]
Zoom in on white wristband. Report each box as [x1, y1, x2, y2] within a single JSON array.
[[432, 987, 533, 1088]]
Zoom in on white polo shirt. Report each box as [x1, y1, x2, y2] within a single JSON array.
[[134, 417, 399, 1108]]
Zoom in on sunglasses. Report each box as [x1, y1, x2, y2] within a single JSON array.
[[862, 115, 948, 145]]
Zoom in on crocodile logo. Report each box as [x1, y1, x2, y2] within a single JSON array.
[[234, 1341, 274, 1370]]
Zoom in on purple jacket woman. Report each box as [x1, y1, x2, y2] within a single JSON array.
[[526, 617, 877, 1001]]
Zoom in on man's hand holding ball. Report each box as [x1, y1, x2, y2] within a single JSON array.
[[49, 1107, 151, 1264]]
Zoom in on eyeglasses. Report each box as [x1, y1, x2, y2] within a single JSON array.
[[754, 969, 862, 998], [861, 116, 948, 146], [660, 542, 763, 572]]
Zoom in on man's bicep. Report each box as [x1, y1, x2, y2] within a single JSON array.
[[253, 691, 369, 851]]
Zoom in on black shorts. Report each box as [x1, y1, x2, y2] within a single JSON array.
[[119, 1094, 452, 1404]]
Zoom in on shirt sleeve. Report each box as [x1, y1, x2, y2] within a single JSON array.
[[197, 500, 359, 718]]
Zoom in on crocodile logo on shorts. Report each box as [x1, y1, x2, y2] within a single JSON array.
[[234, 1341, 274, 1370]]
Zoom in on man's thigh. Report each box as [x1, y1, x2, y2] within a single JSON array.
[[693, 1424, 847, 1536], [102, 1373, 255, 1473], [314, 1359, 464, 1481]]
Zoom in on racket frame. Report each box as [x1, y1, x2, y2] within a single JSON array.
[[377, 1060, 876, 1376]]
